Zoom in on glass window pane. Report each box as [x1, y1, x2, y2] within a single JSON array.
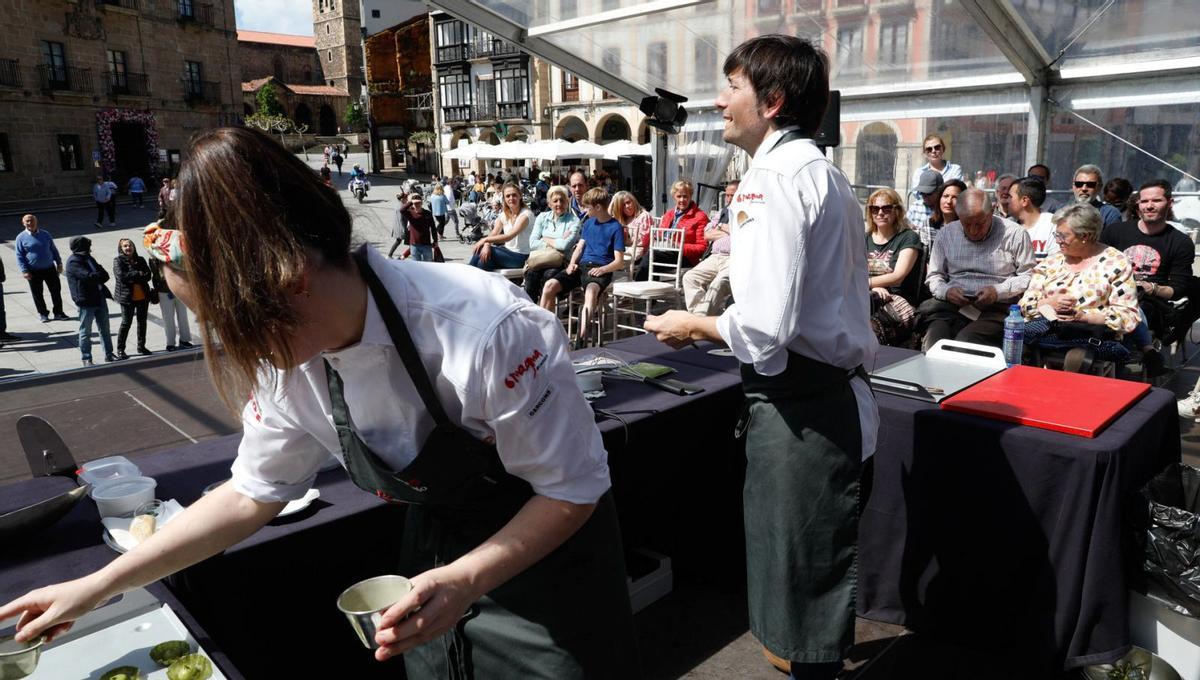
[[1010, 0, 1200, 69]]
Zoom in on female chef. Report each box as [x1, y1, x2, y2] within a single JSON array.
[[0, 127, 637, 680]]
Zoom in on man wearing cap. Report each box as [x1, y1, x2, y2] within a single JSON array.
[[64, 236, 115, 365], [907, 169, 943, 247]]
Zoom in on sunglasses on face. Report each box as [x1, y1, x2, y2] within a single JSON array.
[[924, 144, 943, 153], [868, 205, 897, 214], [1074, 181, 1098, 188]]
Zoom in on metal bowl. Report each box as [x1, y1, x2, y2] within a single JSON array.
[[0, 635, 46, 680], [0, 485, 90, 544]]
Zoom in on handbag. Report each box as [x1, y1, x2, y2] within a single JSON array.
[[149, 288, 160, 305], [523, 248, 565, 273], [1024, 318, 1131, 362]]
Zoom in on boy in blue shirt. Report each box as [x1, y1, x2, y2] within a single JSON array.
[[541, 187, 625, 348]]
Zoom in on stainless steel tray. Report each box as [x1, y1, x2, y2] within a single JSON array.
[[29, 588, 227, 679], [870, 340, 1006, 403]]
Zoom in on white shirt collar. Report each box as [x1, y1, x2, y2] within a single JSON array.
[[752, 125, 805, 162]]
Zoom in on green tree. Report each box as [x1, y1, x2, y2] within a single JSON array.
[[345, 101, 365, 132], [256, 82, 284, 117]]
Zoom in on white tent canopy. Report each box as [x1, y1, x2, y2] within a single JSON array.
[[601, 140, 651, 160]]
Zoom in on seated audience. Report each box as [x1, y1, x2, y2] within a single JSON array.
[[611, 190, 655, 249], [993, 173, 1018, 220], [522, 186, 580, 301], [469, 182, 532, 271], [1027, 163, 1063, 213], [1100, 179, 1195, 368], [682, 180, 740, 316], [1017, 203, 1139, 370], [864, 188, 923, 346], [927, 178, 968, 245], [915, 189, 1035, 350], [1104, 178, 1135, 222], [633, 180, 707, 281], [1009, 176, 1058, 259], [907, 170, 943, 247], [1071, 164, 1122, 226], [541, 188, 625, 349]]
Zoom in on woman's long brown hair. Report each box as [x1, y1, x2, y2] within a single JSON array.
[[174, 127, 352, 411]]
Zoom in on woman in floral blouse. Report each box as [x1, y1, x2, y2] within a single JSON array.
[[1018, 203, 1139, 368]]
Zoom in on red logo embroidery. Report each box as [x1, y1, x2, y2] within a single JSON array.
[[247, 392, 263, 422], [505, 349, 546, 389], [733, 192, 764, 204]]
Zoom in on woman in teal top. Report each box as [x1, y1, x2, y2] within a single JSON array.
[[522, 185, 579, 300], [428, 185, 449, 237]]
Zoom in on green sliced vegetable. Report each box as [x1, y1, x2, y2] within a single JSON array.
[[99, 666, 142, 680], [149, 639, 192, 666], [166, 653, 213, 680]]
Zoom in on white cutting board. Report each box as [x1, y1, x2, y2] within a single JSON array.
[[27, 588, 227, 679]]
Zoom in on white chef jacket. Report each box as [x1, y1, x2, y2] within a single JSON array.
[[232, 248, 611, 505], [715, 127, 879, 459]]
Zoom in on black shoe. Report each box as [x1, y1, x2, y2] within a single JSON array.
[[1144, 349, 1166, 378], [105, 354, 117, 363], [166, 345, 177, 352], [39, 314, 50, 323], [116, 351, 129, 360], [53, 313, 70, 321], [0, 332, 18, 341], [178, 341, 194, 348], [137, 346, 152, 356]]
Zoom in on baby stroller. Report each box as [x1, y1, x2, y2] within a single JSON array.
[[457, 202, 488, 244]]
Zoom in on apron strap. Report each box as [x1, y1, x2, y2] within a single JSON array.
[[352, 245, 451, 427], [770, 128, 809, 153]]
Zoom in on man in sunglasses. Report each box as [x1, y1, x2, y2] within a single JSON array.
[[1072, 164, 1122, 226]]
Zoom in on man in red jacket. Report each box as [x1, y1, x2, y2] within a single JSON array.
[[634, 179, 709, 281]]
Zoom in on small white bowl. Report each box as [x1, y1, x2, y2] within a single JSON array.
[[91, 476, 157, 518]]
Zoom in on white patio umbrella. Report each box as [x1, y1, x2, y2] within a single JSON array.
[[443, 143, 482, 161], [601, 140, 651, 160], [529, 139, 606, 161], [472, 142, 510, 160]]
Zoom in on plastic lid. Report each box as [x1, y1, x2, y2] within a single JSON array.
[[90, 476, 156, 501], [79, 459, 142, 488], [1009, 304, 1021, 312]]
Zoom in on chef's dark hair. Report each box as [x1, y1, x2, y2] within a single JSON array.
[[723, 34, 829, 136], [172, 126, 353, 409]]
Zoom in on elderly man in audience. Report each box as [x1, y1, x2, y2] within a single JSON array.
[[1017, 203, 1139, 371], [682, 180, 739, 316], [907, 170, 943, 248], [1072, 164, 1123, 226], [915, 189, 1035, 351], [1009, 176, 1058, 259], [993, 173, 1018, 219]]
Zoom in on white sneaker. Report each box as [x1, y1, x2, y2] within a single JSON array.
[[1178, 391, 1200, 419]]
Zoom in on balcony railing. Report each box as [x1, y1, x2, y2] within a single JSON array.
[[0, 59, 20, 88], [37, 65, 94, 93], [442, 102, 529, 124], [107, 71, 149, 96], [96, 0, 140, 10], [497, 102, 529, 120], [183, 80, 220, 105], [442, 104, 471, 123], [178, 2, 215, 26], [436, 38, 521, 64]]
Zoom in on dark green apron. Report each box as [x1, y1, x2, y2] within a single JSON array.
[[737, 352, 863, 664], [325, 249, 637, 679]]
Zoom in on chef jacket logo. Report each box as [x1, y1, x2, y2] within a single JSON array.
[[733, 192, 765, 205], [505, 349, 546, 389], [735, 210, 754, 229]]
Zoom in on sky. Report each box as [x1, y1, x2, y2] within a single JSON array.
[[235, 0, 314, 35]]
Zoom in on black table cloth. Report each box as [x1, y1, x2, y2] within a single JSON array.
[[0, 336, 1180, 674]]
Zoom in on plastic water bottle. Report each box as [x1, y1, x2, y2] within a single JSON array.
[[1003, 304, 1025, 367]]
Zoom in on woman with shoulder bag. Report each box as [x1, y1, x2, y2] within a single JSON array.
[[864, 188, 923, 346], [521, 185, 579, 301], [113, 237, 154, 359], [1018, 203, 1140, 371]]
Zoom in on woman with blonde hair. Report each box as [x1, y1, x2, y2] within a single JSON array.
[[0, 127, 636, 679], [609, 190, 654, 257], [469, 181, 532, 271], [522, 185, 580, 300], [864, 188, 923, 345], [908, 133, 963, 203]]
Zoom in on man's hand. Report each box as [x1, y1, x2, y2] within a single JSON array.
[[565, 263, 578, 275], [645, 310, 697, 349], [974, 286, 998, 308], [945, 287, 971, 307], [587, 266, 606, 277], [22, 272, 32, 281]]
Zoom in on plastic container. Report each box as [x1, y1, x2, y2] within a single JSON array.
[[91, 476, 157, 518], [78, 456, 141, 490], [1003, 304, 1025, 367]]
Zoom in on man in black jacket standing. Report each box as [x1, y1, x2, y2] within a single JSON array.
[[64, 236, 115, 365]]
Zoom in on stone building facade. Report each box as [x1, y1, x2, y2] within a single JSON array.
[[313, 0, 362, 100], [0, 0, 241, 202], [364, 14, 434, 172], [237, 31, 349, 136]]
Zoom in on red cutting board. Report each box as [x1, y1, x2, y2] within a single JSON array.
[[939, 365, 1150, 438]]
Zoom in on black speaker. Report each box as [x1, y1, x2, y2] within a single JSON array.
[[618, 155, 652, 209], [813, 90, 840, 148]]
